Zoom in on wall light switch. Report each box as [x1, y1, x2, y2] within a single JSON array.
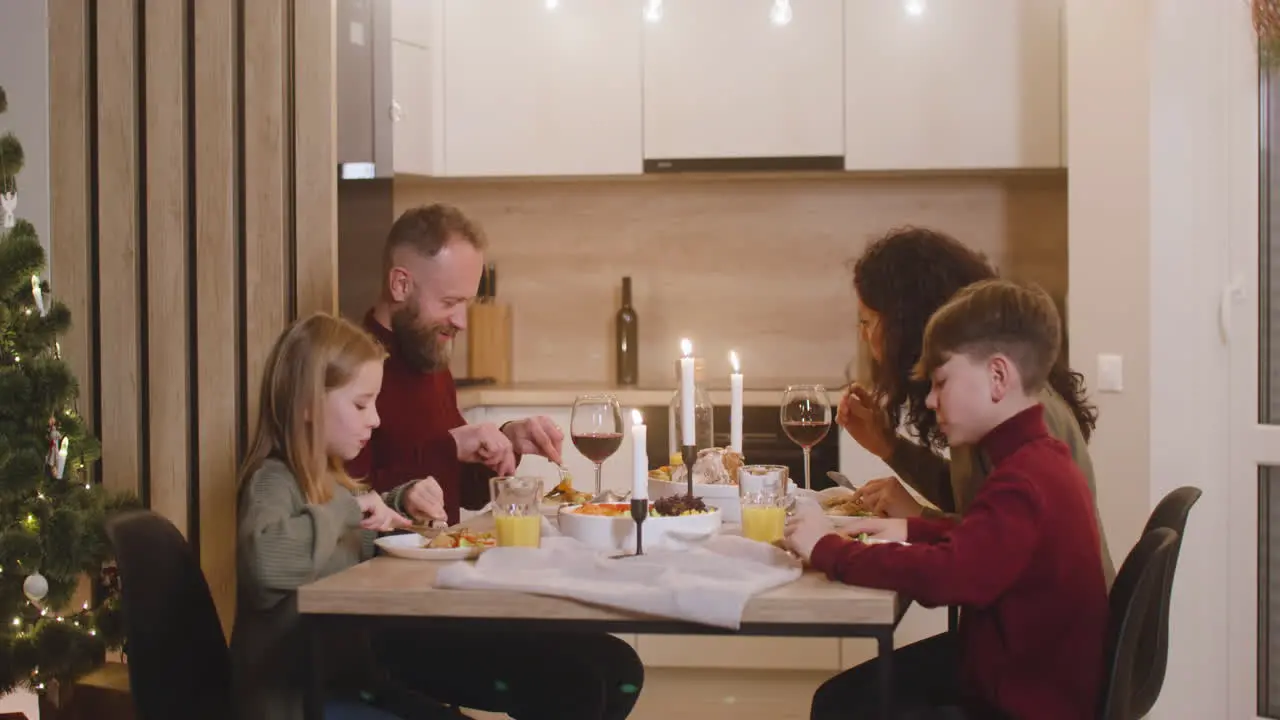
[[349, 21, 366, 47], [1097, 353, 1123, 393]]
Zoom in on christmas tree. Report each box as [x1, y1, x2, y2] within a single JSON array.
[[0, 84, 134, 695]]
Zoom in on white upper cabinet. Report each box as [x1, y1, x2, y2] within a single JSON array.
[[843, 0, 1064, 171], [641, 0, 846, 162], [391, 39, 444, 176], [440, 0, 644, 177]]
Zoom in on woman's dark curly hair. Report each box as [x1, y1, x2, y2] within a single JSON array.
[[852, 227, 1098, 450]]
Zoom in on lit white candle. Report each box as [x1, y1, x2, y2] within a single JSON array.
[[729, 350, 743, 453], [631, 409, 648, 500], [55, 437, 68, 480], [31, 275, 44, 316], [679, 338, 695, 446]]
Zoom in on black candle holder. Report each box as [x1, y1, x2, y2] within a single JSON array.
[[630, 497, 648, 555], [682, 443, 697, 498]]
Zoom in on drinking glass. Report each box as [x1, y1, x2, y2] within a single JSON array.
[[570, 394, 624, 498], [739, 465, 789, 544], [490, 476, 544, 548], [780, 384, 832, 490]]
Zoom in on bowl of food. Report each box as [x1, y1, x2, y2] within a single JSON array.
[[647, 448, 795, 523], [813, 487, 875, 518], [556, 495, 722, 553], [541, 474, 593, 516]]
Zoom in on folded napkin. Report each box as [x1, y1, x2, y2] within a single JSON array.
[[433, 535, 803, 630]]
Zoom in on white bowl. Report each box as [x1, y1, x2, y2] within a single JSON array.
[[556, 503, 722, 553], [647, 476, 797, 523]]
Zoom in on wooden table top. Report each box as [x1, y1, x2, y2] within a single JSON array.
[[297, 556, 898, 630]]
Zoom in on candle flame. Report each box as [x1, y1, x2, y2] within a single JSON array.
[[631, 409, 644, 425], [729, 350, 740, 373], [680, 338, 692, 356]]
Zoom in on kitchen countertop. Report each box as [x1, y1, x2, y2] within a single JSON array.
[[455, 380, 848, 410]]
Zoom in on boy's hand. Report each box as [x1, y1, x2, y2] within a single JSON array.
[[784, 511, 838, 564], [852, 477, 923, 518], [835, 516, 908, 543]]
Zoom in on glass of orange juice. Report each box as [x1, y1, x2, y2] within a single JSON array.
[[739, 465, 789, 544], [490, 476, 544, 548]]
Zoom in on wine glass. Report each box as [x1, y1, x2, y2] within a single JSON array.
[[570, 394, 625, 501], [780, 384, 832, 490]]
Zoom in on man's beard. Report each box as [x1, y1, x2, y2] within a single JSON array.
[[389, 304, 455, 372]]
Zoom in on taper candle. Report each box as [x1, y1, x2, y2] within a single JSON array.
[[679, 338, 695, 446], [631, 409, 648, 500], [729, 351, 743, 453]]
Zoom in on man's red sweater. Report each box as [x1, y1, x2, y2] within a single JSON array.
[[345, 311, 493, 524], [810, 404, 1109, 720]]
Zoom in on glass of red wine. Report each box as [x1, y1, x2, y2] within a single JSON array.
[[571, 393, 624, 500], [781, 384, 832, 490]]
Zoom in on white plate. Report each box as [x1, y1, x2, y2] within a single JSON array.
[[374, 532, 483, 561]]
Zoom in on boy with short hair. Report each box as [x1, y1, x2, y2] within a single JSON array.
[[787, 279, 1108, 720]]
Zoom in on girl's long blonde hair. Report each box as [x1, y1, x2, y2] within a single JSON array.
[[238, 312, 386, 504]]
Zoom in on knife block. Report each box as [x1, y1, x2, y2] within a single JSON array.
[[467, 302, 512, 384]]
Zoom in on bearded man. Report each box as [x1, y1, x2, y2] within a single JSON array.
[[347, 203, 564, 524]]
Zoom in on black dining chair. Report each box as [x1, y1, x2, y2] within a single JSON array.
[[104, 509, 233, 720], [1097, 526, 1179, 720], [1130, 486, 1201, 715]]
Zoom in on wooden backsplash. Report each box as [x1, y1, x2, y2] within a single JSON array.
[[338, 172, 1067, 387]]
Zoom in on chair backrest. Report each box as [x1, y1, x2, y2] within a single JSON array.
[[104, 509, 232, 720], [1132, 486, 1201, 714], [1098, 526, 1178, 720]]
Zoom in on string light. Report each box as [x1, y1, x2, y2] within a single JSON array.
[[11, 617, 19, 627]]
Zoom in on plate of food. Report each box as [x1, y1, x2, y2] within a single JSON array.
[[557, 495, 722, 552], [374, 527, 498, 560], [814, 487, 876, 518], [541, 474, 593, 515], [647, 448, 795, 523]]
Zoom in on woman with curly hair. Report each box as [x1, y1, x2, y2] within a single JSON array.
[[809, 227, 1114, 719]]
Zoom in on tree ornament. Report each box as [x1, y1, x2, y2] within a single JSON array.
[[23, 572, 48, 603]]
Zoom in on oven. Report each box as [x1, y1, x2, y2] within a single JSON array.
[[638, 405, 840, 492]]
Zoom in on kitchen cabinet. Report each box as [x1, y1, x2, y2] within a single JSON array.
[[641, 0, 845, 163], [843, 0, 1064, 170], [390, 0, 435, 48], [390, 39, 443, 176], [439, 0, 643, 177]]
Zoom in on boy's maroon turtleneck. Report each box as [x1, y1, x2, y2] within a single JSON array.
[[809, 404, 1109, 720], [346, 310, 492, 524]]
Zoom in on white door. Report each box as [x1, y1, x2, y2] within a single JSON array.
[[1229, 54, 1274, 720]]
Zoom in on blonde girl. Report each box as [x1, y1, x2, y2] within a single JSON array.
[[229, 313, 446, 720]]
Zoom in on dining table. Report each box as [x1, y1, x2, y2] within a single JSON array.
[[297, 553, 906, 719]]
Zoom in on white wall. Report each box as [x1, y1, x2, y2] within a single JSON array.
[[1067, 0, 1246, 717], [0, 0, 51, 259]]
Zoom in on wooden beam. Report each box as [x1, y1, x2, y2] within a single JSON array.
[[243, 0, 290, 444], [193, 0, 240, 633], [144, 0, 191, 534], [293, 0, 338, 316], [48, 0, 94, 432], [95, 0, 143, 497]]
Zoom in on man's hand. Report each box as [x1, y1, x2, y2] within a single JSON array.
[[355, 492, 412, 532], [403, 477, 447, 523], [852, 477, 924, 518], [500, 416, 565, 465], [449, 423, 517, 475], [784, 510, 839, 564]]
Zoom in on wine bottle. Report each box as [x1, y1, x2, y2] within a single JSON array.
[[616, 276, 639, 386]]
